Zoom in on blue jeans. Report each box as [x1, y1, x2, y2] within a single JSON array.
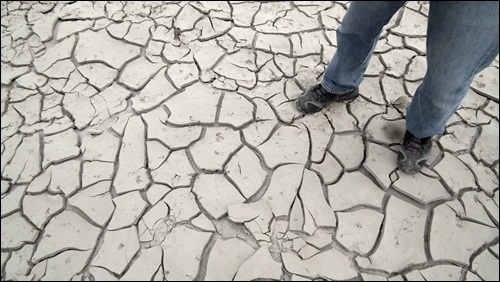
[[321, 1, 499, 138]]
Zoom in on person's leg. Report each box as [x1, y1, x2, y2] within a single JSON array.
[[406, 1, 499, 138], [399, 1, 499, 174], [321, 1, 406, 94], [297, 1, 406, 113]]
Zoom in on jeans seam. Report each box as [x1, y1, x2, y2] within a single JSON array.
[[469, 39, 499, 79], [347, 2, 406, 89]]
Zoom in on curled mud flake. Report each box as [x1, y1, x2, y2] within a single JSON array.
[[144, 215, 176, 248]]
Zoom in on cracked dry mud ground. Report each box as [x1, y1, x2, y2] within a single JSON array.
[[1, 1, 499, 281]]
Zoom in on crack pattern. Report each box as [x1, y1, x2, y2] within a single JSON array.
[[1, 1, 499, 281]]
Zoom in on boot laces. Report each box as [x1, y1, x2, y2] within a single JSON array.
[[311, 85, 329, 101], [407, 136, 423, 153]]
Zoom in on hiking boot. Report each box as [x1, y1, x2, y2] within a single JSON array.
[[397, 130, 433, 174], [296, 84, 359, 114]]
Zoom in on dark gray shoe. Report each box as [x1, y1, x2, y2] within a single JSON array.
[[296, 84, 359, 114], [397, 130, 433, 174]]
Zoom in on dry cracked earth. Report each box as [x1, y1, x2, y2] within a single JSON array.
[[1, 1, 499, 281]]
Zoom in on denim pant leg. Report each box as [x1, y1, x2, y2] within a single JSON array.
[[407, 2, 499, 138], [321, 1, 406, 94]]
